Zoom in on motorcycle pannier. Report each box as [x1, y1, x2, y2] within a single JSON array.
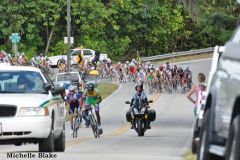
[[126, 110, 132, 122], [148, 109, 156, 121]]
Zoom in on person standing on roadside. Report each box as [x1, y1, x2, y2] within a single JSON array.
[[187, 73, 206, 117]]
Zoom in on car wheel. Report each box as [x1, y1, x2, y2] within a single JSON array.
[[39, 126, 54, 152], [192, 130, 198, 154], [54, 124, 65, 152], [225, 115, 240, 160], [197, 109, 222, 160], [192, 118, 199, 154]]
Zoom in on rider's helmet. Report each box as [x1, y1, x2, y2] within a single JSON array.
[[135, 82, 143, 91], [69, 85, 77, 92], [86, 82, 95, 92], [159, 65, 164, 71], [166, 61, 170, 69]]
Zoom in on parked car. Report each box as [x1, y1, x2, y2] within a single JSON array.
[[197, 26, 240, 160], [0, 66, 66, 152], [55, 71, 82, 83], [48, 48, 109, 67], [191, 45, 225, 154]]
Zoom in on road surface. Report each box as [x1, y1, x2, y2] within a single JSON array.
[[0, 58, 212, 160]]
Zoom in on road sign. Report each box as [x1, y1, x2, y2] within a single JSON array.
[[64, 37, 74, 44], [10, 33, 21, 43], [75, 53, 84, 65]]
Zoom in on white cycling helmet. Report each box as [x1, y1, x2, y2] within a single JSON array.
[[69, 85, 77, 92]]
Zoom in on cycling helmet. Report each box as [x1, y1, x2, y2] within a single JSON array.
[[69, 85, 77, 92], [86, 82, 94, 91], [159, 65, 163, 71]]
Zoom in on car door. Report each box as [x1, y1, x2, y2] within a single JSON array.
[[83, 49, 94, 60], [215, 27, 240, 137], [44, 73, 65, 132]]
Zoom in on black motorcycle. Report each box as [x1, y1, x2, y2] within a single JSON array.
[[125, 99, 155, 136]]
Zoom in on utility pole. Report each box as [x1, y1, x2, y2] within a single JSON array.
[[67, 0, 71, 72]]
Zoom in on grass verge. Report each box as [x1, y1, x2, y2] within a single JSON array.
[[65, 82, 119, 121], [152, 52, 213, 64], [184, 150, 196, 160]]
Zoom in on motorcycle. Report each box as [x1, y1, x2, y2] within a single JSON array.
[[125, 99, 155, 136]]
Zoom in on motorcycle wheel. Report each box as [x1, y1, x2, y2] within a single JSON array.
[[137, 119, 144, 137]]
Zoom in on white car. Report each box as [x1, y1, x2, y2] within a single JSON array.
[[0, 66, 66, 152], [55, 71, 82, 84], [48, 48, 109, 67]]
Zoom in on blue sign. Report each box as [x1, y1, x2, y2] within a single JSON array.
[[10, 33, 21, 43]]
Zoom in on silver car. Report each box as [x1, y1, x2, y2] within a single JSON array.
[[197, 26, 240, 160]]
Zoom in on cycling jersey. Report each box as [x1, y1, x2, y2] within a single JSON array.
[[83, 89, 101, 105]]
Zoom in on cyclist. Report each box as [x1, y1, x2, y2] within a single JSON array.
[[66, 85, 81, 134], [17, 52, 28, 65], [0, 51, 8, 63], [165, 61, 171, 70], [82, 82, 103, 133], [146, 67, 157, 82]]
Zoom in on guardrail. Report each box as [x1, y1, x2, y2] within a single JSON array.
[[141, 47, 214, 62]]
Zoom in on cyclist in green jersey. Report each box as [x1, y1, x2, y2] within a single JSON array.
[[82, 82, 103, 133]]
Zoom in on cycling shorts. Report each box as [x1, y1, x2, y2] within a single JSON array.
[[69, 101, 80, 114]]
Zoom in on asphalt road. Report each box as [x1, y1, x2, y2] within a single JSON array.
[[0, 58, 212, 160]]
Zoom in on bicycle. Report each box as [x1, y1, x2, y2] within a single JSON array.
[[87, 106, 100, 138], [72, 109, 81, 138]]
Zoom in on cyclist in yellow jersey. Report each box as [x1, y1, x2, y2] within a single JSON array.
[[82, 82, 103, 133]]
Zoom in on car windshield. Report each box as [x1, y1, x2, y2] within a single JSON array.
[[0, 71, 46, 94], [56, 73, 79, 82]]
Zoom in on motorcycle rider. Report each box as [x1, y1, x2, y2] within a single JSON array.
[[128, 82, 151, 129]]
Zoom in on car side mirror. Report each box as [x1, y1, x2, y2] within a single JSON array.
[[148, 100, 153, 103], [43, 83, 51, 91], [125, 101, 130, 104], [52, 86, 65, 95]]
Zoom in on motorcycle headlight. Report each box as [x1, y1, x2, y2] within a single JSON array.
[[18, 107, 49, 116], [140, 108, 146, 114], [133, 108, 139, 114]]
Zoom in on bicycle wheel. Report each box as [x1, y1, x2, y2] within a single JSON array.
[[73, 116, 79, 138], [89, 114, 98, 138]]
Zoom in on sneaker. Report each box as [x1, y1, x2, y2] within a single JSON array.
[[98, 126, 103, 135], [131, 125, 134, 129]]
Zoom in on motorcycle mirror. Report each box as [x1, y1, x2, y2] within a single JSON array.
[[125, 101, 130, 104], [148, 100, 153, 103]]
